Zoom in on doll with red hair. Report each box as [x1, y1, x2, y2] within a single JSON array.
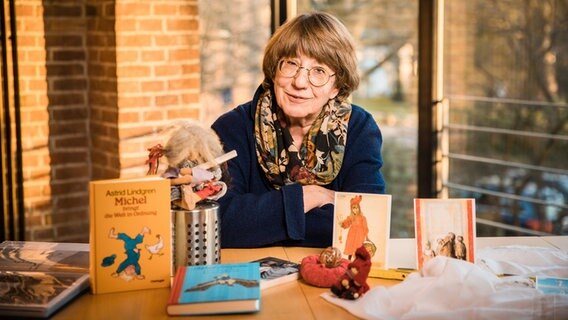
[[330, 245, 372, 300]]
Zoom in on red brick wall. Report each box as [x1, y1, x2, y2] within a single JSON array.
[[87, 1, 120, 181], [114, 1, 200, 178], [14, 0, 200, 242], [12, 1, 51, 239]]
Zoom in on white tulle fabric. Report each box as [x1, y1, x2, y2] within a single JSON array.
[[321, 246, 568, 320]]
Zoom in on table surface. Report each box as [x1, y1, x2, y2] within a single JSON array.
[[52, 236, 567, 320]]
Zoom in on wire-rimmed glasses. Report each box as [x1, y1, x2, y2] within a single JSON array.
[[278, 59, 335, 87]]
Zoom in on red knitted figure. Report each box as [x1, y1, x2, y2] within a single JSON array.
[[330, 245, 372, 300]]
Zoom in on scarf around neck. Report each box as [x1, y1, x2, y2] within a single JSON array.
[[254, 88, 352, 189]]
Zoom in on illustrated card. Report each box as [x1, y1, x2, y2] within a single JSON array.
[[414, 198, 476, 270], [332, 192, 392, 270]]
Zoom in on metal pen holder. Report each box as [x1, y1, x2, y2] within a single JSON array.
[[171, 200, 221, 268]]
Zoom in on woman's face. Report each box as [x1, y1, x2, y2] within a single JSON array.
[[273, 53, 339, 124]]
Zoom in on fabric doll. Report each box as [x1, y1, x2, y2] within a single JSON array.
[[146, 120, 229, 210], [330, 245, 372, 300]]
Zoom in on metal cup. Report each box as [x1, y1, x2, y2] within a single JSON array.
[[171, 200, 221, 269]]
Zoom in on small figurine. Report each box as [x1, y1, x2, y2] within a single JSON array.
[[330, 245, 372, 300], [146, 120, 233, 210]]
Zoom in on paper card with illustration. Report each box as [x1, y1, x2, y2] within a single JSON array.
[[332, 192, 392, 269], [414, 198, 476, 270]]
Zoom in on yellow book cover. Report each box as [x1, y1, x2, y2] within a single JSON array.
[[89, 176, 172, 294]]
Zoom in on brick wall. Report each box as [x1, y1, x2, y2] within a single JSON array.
[[87, 1, 120, 181], [14, 0, 200, 242], [113, 0, 200, 178], [12, 2, 50, 239]]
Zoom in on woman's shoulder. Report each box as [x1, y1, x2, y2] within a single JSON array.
[[214, 101, 254, 123], [348, 103, 380, 132], [214, 85, 264, 126], [211, 101, 256, 139], [350, 104, 375, 121]]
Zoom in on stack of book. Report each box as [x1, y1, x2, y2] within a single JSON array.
[[167, 262, 261, 316], [0, 241, 90, 318], [167, 256, 301, 315], [253, 256, 300, 290]]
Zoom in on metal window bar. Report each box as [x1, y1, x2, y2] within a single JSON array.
[[446, 94, 568, 110], [445, 181, 568, 211], [446, 124, 568, 142], [447, 152, 568, 177], [439, 95, 567, 235], [475, 217, 553, 236]]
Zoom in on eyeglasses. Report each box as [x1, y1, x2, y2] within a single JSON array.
[[278, 59, 335, 87]]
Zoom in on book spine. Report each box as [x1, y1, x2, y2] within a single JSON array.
[[466, 199, 475, 262], [89, 182, 97, 294], [414, 199, 422, 269], [168, 266, 187, 304]]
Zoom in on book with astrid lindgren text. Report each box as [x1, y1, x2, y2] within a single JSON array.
[[167, 262, 261, 316], [89, 176, 172, 294]]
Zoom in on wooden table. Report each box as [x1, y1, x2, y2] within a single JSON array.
[[52, 236, 566, 320]]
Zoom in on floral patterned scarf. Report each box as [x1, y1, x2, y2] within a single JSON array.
[[254, 88, 352, 189]]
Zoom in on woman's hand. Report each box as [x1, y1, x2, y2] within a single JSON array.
[[302, 185, 335, 213]]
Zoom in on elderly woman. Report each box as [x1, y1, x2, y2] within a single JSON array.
[[211, 12, 385, 248]]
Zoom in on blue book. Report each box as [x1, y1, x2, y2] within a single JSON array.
[[167, 263, 261, 315], [536, 276, 568, 295]]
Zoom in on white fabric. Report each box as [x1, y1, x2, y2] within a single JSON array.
[[477, 245, 568, 278], [321, 246, 568, 320]]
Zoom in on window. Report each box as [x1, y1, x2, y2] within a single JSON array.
[[439, 0, 568, 236], [296, 0, 419, 237], [198, 0, 271, 125]]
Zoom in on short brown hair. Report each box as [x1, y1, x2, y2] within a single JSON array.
[[262, 12, 359, 101]]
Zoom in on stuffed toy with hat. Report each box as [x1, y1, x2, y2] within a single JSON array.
[[330, 245, 372, 300]]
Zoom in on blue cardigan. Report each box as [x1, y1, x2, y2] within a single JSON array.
[[211, 87, 386, 248]]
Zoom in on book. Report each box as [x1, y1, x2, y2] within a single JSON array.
[[89, 176, 172, 294], [332, 192, 392, 273], [369, 267, 416, 281], [536, 276, 568, 295], [167, 262, 261, 316], [251, 256, 300, 290], [0, 241, 90, 318], [414, 198, 476, 270]]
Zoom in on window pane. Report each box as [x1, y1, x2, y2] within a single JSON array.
[[199, 0, 271, 125], [443, 1, 568, 236], [297, 1, 419, 237]]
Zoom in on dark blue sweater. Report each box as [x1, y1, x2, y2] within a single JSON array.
[[211, 88, 385, 248]]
